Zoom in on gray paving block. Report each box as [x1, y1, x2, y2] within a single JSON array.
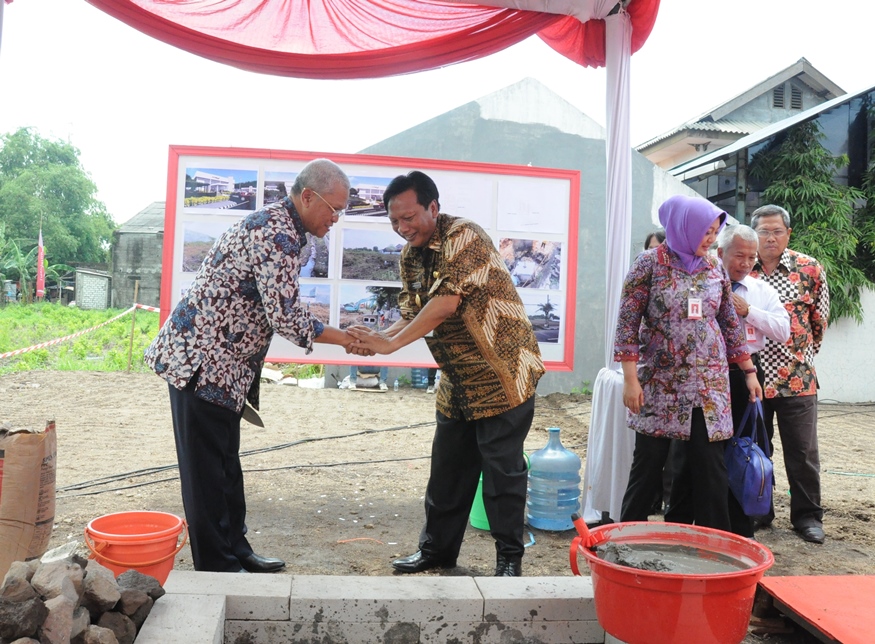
[[163, 570, 292, 620], [474, 575, 597, 622], [422, 619, 605, 643], [137, 593, 224, 644], [226, 619, 421, 644], [604, 633, 628, 644], [290, 575, 483, 623]]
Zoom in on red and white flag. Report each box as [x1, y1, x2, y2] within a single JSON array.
[[36, 229, 45, 298]]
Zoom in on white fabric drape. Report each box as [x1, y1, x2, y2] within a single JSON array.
[[582, 366, 630, 522], [581, 7, 634, 524]]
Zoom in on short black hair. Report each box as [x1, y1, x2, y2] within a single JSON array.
[[643, 230, 665, 250], [383, 171, 440, 212]]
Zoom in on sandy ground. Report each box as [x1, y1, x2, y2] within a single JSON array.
[[3, 371, 874, 641]]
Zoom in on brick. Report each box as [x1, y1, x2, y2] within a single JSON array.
[[290, 575, 482, 623], [474, 576, 597, 622], [136, 594, 224, 644], [163, 570, 291, 620]]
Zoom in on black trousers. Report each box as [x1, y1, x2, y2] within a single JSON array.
[[419, 396, 535, 561], [621, 408, 730, 532], [168, 379, 253, 571]]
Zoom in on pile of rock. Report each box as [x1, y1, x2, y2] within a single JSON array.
[[0, 556, 164, 644]]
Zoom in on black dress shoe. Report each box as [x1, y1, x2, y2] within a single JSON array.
[[494, 554, 522, 577], [796, 525, 825, 544], [752, 510, 775, 531], [239, 553, 286, 573], [391, 551, 456, 573]]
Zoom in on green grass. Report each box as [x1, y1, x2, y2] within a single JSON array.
[[0, 302, 160, 375]]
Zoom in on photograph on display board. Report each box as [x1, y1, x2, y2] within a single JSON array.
[[181, 220, 235, 272], [301, 234, 330, 278], [496, 177, 568, 235], [520, 291, 563, 344], [183, 166, 259, 211], [299, 284, 331, 325], [346, 175, 392, 220], [179, 278, 193, 299], [338, 283, 401, 330], [498, 238, 562, 290], [264, 170, 298, 206], [341, 228, 403, 281]]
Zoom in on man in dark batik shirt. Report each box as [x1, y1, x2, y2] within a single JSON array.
[[146, 159, 359, 572], [349, 171, 544, 577]]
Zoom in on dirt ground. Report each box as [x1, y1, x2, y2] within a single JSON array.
[[3, 370, 874, 640]]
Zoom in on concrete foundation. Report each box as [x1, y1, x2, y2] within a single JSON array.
[[137, 572, 611, 643]]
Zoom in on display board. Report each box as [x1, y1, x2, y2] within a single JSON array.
[[162, 146, 579, 370]]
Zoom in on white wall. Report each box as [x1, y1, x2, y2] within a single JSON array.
[[816, 289, 875, 403]]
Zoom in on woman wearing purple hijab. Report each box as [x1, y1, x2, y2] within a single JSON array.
[[614, 195, 762, 530]]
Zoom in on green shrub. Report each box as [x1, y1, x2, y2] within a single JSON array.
[[0, 302, 160, 374]]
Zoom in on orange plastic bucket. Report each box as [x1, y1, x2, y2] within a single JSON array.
[[571, 522, 773, 644], [85, 511, 187, 584]]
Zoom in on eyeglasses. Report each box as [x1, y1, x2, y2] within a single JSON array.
[[755, 228, 788, 239], [311, 189, 346, 218]]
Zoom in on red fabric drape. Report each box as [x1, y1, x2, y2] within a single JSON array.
[[538, 1, 660, 68], [81, 0, 659, 79], [85, 0, 561, 79]]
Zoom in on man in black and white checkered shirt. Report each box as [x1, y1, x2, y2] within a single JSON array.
[[749, 205, 830, 544]]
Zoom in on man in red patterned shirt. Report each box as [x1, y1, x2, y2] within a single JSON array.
[[749, 205, 830, 544]]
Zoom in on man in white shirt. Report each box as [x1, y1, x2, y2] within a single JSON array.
[[717, 224, 790, 537]]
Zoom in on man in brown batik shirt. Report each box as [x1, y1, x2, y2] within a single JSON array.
[[349, 170, 544, 577]]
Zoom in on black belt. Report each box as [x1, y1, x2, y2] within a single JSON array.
[[730, 352, 759, 370]]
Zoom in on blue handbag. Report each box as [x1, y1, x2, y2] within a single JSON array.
[[725, 399, 774, 517]]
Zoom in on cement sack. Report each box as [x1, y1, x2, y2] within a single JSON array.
[[0, 420, 57, 578]]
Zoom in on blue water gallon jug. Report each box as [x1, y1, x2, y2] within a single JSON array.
[[526, 427, 581, 531]]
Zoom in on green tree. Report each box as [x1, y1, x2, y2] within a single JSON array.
[[750, 120, 875, 323], [0, 127, 116, 267], [537, 296, 555, 321]]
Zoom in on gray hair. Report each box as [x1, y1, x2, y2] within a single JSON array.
[[717, 224, 759, 251], [291, 158, 350, 196], [751, 204, 791, 230]]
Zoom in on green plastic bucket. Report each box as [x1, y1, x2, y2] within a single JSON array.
[[470, 475, 491, 530], [469, 453, 529, 530]]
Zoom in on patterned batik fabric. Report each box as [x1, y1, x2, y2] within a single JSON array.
[[145, 197, 324, 413], [398, 214, 545, 421], [613, 245, 749, 441], [750, 249, 829, 399]]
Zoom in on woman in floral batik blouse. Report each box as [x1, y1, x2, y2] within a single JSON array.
[[614, 195, 762, 531]]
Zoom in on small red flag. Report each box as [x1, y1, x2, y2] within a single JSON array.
[[36, 229, 46, 298]]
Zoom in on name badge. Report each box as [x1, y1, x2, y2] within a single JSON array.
[[687, 297, 702, 320], [745, 324, 757, 343]]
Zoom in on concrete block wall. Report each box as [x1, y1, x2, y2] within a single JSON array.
[[137, 572, 610, 644]]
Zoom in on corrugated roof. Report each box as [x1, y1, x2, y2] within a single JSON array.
[[640, 118, 769, 147], [118, 202, 165, 234], [636, 58, 844, 151], [671, 83, 875, 176]]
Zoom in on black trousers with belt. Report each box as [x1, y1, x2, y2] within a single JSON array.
[[168, 377, 253, 572], [419, 395, 535, 561]]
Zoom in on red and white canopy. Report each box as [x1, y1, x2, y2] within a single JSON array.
[[76, 0, 659, 78]]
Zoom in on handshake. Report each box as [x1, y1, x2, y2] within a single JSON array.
[[343, 325, 390, 357]]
